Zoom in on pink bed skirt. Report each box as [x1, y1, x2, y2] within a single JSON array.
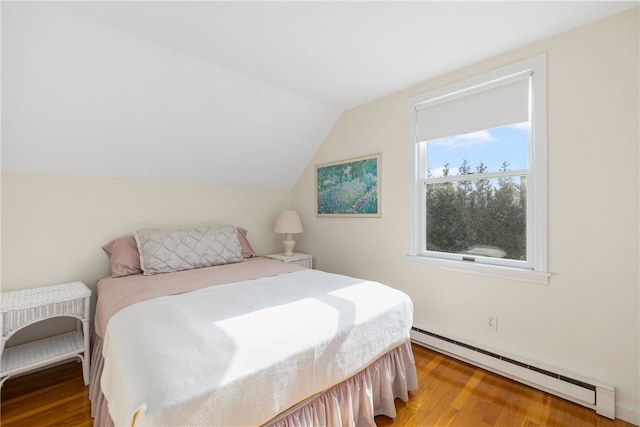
[[90, 333, 417, 427]]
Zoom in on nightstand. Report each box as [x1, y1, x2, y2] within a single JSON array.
[[265, 252, 313, 269], [0, 281, 91, 387]]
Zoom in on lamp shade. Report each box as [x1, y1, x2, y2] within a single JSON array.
[[274, 210, 303, 234]]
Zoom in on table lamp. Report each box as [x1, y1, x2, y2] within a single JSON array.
[[274, 210, 303, 256]]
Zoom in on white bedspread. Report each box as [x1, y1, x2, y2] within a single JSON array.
[[100, 269, 413, 427]]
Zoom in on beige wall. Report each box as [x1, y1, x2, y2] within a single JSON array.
[[1, 171, 292, 340], [293, 8, 639, 421]]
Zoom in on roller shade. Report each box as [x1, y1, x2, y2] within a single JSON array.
[[416, 75, 530, 143]]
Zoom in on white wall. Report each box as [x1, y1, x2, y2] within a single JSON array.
[[293, 8, 639, 422]]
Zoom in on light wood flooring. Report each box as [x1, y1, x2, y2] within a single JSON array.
[[0, 344, 636, 426]]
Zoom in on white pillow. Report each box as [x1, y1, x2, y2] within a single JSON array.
[[134, 225, 244, 275]]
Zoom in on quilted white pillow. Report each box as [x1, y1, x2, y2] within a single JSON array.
[[134, 225, 244, 275]]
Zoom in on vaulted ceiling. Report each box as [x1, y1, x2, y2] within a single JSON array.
[[2, 1, 636, 188]]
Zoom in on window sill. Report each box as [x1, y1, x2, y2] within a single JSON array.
[[406, 255, 550, 285]]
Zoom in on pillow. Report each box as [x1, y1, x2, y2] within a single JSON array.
[[102, 227, 255, 277], [134, 225, 244, 275], [102, 236, 142, 277], [236, 227, 256, 258]]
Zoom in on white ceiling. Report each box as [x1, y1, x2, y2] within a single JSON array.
[[56, 1, 638, 110], [2, 1, 637, 188]]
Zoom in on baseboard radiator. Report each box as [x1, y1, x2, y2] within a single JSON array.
[[410, 327, 615, 419]]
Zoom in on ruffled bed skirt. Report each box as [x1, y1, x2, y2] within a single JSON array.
[[89, 333, 417, 427]]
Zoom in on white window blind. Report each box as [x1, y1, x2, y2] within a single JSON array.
[[415, 73, 530, 143]]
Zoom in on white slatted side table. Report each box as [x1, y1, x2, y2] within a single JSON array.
[[265, 252, 313, 269], [0, 281, 91, 387]]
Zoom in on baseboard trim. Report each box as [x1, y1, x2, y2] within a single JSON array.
[[410, 328, 618, 420], [615, 402, 640, 426]]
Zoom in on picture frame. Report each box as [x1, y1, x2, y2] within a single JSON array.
[[315, 153, 381, 217]]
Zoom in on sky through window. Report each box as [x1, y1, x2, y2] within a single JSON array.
[[426, 122, 528, 177]]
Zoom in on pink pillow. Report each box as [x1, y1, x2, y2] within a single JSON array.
[[102, 235, 142, 277], [236, 227, 257, 258]]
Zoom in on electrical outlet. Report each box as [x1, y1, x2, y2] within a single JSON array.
[[486, 314, 498, 332]]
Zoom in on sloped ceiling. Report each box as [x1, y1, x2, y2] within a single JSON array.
[[2, 1, 636, 188]]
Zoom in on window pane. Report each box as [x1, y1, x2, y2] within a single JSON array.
[[425, 176, 527, 261], [426, 123, 528, 177]]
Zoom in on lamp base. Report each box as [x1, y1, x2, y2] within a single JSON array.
[[282, 234, 296, 256]]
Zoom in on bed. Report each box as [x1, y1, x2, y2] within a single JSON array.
[[89, 226, 417, 426]]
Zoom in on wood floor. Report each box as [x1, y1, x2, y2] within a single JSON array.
[[0, 344, 636, 427], [1, 360, 92, 427]]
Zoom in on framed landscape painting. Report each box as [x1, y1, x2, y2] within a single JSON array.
[[316, 153, 381, 217]]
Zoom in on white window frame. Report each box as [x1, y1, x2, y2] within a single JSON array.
[[407, 54, 549, 285]]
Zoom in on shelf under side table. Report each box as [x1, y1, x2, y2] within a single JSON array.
[[0, 331, 86, 384]]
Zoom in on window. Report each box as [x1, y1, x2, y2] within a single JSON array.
[[408, 55, 549, 284]]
